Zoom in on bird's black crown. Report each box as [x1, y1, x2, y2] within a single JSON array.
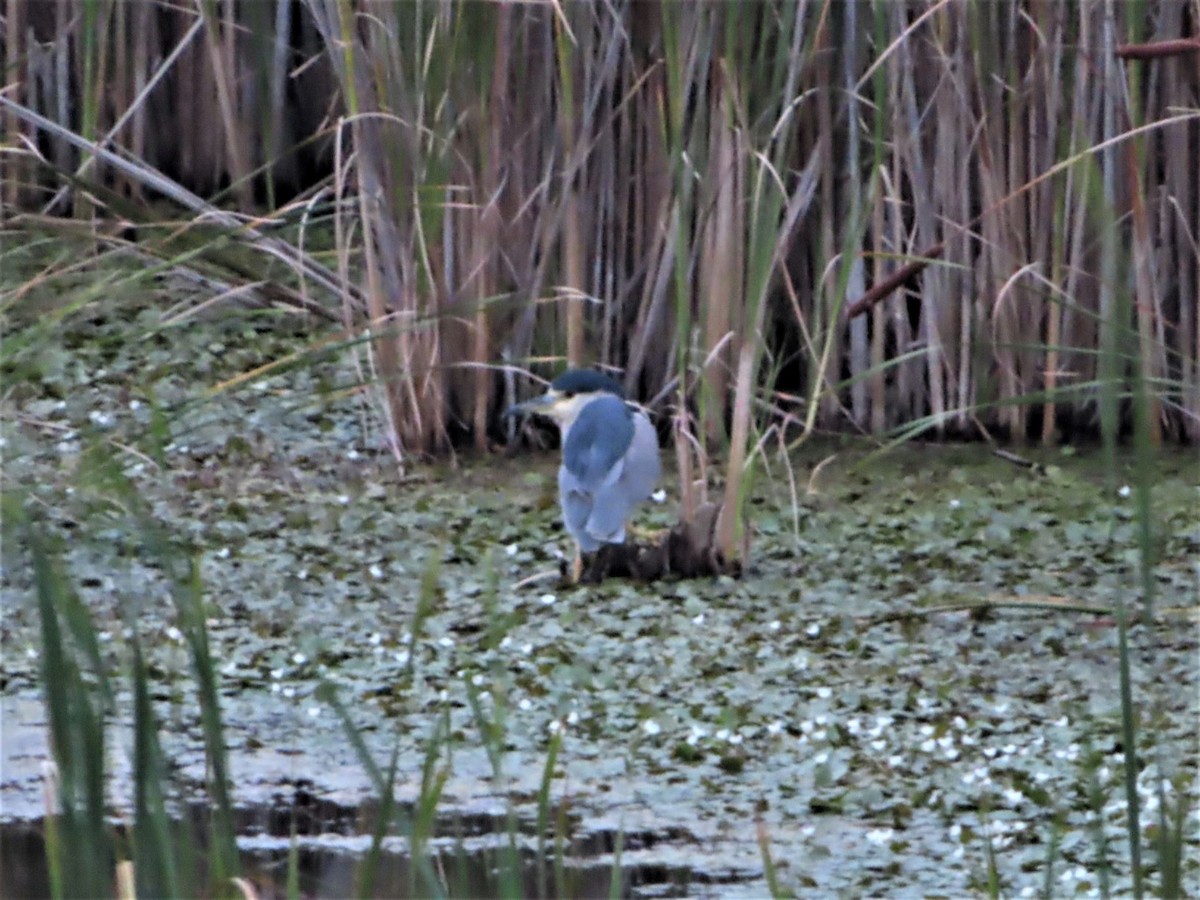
[[550, 368, 626, 398]]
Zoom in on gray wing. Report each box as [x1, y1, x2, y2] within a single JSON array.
[[584, 410, 660, 544], [562, 396, 633, 490], [559, 396, 633, 551]]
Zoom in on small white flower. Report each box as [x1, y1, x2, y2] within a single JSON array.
[[865, 827, 894, 845], [337, 494, 351, 505], [506, 543, 519, 557], [292, 652, 307, 665], [953, 716, 967, 730], [521, 642, 534, 655], [471, 673, 485, 686], [805, 623, 820, 637], [871, 739, 887, 751], [1118, 484, 1131, 498], [393, 651, 409, 666], [768, 620, 781, 632], [651, 489, 667, 503], [566, 711, 579, 725], [887, 754, 904, 768], [518, 698, 533, 711], [729, 733, 744, 745], [641, 719, 661, 736], [816, 687, 832, 700], [307, 706, 321, 718], [25, 646, 37, 659], [767, 721, 784, 736], [715, 728, 730, 741], [949, 498, 961, 509], [165, 626, 183, 642], [437, 636, 454, 648], [282, 686, 295, 699], [539, 593, 556, 606], [692, 613, 705, 625], [499, 636, 512, 649], [920, 739, 936, 753], [548, 719, 563, 735], [297, 569, 308, 581], [369, 632, 382, 646], [369, 564, 384, 578], [129, 399, 142, 411], [217, 547, 230, 559]]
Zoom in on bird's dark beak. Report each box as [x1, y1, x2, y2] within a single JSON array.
[[505, 394, 553, 419]]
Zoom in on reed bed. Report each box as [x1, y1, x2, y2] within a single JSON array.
[[3, 1, 1198, 472]]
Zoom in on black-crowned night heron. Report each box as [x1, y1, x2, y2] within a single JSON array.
[[508, 369, 661, 574]]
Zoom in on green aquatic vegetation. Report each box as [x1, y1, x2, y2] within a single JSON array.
[[2, 300, 1197, 896]]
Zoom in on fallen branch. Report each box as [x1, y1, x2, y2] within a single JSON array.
[[1115, 38, 1200, 60]]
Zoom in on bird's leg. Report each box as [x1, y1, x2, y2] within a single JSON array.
[[570, 544, 584, 583]]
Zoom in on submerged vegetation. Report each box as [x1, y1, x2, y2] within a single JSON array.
[[1, 0, 1198, 897]]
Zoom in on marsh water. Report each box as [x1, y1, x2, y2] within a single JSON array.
[[1, 308, 1197, 896]]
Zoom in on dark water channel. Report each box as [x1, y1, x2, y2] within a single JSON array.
[[1, 799, 741, 899]]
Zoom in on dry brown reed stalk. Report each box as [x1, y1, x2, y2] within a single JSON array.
[[3, 0, 1198, 448]]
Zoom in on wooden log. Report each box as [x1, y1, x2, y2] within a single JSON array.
[[562, 501, 743, 584]]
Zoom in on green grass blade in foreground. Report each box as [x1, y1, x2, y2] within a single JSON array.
[[357, 743, 401, 900], [78, 446, 241, 894], [1082, 739, 1113, 898], [464, 679, 522, 900], [29, 522, 115, 898], [287, 816, 301, 900], [411, 713, 450, 899], [535, 728, 562, 899], [756, 806, 788, 899], [1152, 767, 1187, 898], [315, 679, 442, 894], [607, 824, 625, 900], [130, 637, 183, 897]]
